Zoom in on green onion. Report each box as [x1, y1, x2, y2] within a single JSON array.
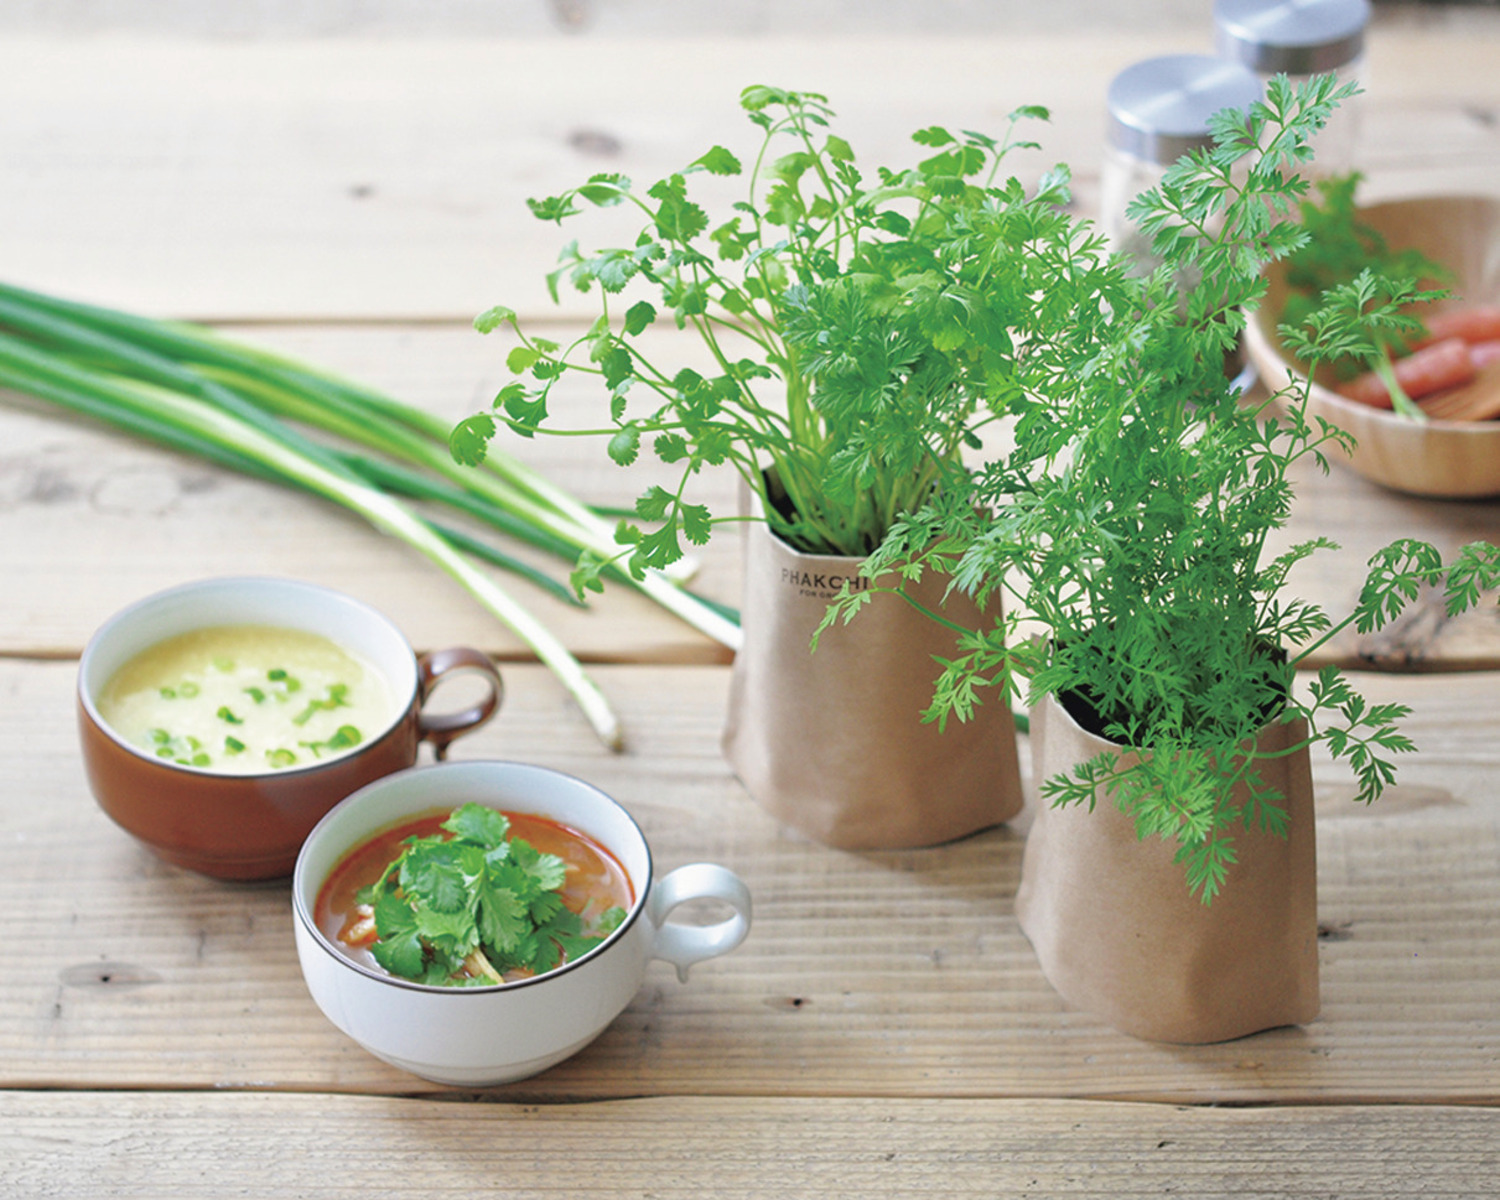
[[0, 304, 631, 749], [0, 281, 740, 647], [1, 280, 753, 747]]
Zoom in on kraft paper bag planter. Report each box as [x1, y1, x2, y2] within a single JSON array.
[[1017, 693, 1320, 1044], [722, 521, 1023, 849]]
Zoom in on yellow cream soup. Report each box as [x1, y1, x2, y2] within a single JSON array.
[[98, 625, 396, 775]]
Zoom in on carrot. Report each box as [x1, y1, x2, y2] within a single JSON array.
[[1471, 340, 1500, 370], [1337, 337, 1476, 409], [1414, 304, 1500, 348]]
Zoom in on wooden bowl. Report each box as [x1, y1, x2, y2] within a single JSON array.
[[1244, 195, 1500, 498]]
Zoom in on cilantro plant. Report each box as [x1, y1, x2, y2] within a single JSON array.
[[357, 804, 627, 987], [451, 85, 1087, 587], [822, 75, 1500, 903]]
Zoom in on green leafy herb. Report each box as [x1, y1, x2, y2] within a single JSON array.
[[217, 706, 244, 724], [1280, 171, 1450, 416], [821, 74, 1499, 903], [358, 802, 625, 987], [454, 86, 1077, 583]]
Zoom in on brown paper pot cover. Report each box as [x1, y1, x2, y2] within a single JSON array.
[[1018, 693, 1320, 1044], [1245, 194, 1500, 497], [722, 521, 1023, 849]]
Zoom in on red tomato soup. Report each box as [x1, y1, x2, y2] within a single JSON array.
[[314, 808, 635, 982]]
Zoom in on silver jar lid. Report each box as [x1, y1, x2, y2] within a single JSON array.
[[1215, 0, 1370, 75], [1106, 54, 1264, 163]]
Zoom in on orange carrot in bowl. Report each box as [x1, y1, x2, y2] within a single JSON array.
[[1337, 337, 1476, 409], [1414, 304, 1500, 348], [1472, 340, 1500, 370]]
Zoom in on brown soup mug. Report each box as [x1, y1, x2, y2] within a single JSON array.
[[78, 576, 502, 881]]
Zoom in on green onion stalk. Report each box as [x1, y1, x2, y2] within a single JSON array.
[[0, 283, 741, 749], [0, 330, 624, 750], [0, 331, 626, 749], [0, 281, 741, 649]]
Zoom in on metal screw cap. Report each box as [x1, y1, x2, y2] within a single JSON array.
[[1215, 0, 1370, 74], [1106, 54, 1265, 163]]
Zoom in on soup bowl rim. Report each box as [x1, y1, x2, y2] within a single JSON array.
[[78, 574, 420, 780]]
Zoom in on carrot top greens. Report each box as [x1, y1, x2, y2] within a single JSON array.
[[819, 74, 1500, 902], [1281, 171, 1450, 416]]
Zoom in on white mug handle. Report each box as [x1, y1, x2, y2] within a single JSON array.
[[647, 863, 752, 983]]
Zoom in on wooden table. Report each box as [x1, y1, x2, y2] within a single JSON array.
[[4, 15, 1500, 1196]]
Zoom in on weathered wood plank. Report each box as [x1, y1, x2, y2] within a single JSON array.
[[1275, 452, 1500, 670], [0, 0, 1308, 39], [0, 33, 1160, 323], [3, 658, 1498, 1102], [5, 321, 1498, 666], [5, 1091, 1500, 1199], [0, 28, 1496, 324]]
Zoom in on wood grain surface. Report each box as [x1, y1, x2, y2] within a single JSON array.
[[5, 659, 1498, 1104], [3, 322, 1497, 667], [0, 322, 742, 663], [3, 16, 1499, 1198], [1, 28, 1497, 325], [5, 1091, 1500, 1198]]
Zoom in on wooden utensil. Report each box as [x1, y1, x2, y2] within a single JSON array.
[[1420, 361, 1500, 422]]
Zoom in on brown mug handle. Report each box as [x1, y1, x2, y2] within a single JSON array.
[[416, 647, 503, 760]]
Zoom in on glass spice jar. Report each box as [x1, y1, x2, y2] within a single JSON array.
[[1214, 0, 1370, 178], [1100, 54, 1264, 270]]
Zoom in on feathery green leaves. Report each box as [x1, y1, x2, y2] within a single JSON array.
[[456, 87, 1074, 579], [822, 73, 1497, 902]]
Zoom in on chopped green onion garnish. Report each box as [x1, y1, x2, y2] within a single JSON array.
[[292, 682, 351, 726]]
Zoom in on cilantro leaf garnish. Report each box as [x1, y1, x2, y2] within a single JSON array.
[[358, 803, 621, 986], [442, 803, 510, 846], [370, 893, 427, 979]]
